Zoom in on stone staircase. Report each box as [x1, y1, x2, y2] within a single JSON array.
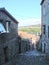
[[16, 51, 48, 65]]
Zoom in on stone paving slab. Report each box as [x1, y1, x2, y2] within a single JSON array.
[[16, 50, 48, 65], [20, 50, 45, 56]]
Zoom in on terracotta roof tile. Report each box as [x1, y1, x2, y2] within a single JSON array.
[[18, 31, 39, 43]]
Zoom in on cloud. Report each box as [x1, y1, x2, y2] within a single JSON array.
[[18, 18, 41, 26]]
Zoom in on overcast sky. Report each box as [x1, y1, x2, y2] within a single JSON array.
[[0, 0, 41, 26]]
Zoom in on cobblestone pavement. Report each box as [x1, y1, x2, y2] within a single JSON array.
[[20, 49, 45, 56], [16, 50, 49, 65]]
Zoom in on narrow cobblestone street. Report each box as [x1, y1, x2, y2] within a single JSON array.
[[16, 50, 49, 65]]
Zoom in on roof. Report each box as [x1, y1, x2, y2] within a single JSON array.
[[0, 8, 18, 24], [40, 0, 45, 5], [18, 31, 38, 43]]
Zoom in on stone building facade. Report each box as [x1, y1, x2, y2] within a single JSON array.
[[41, 0, 49, 53], [0, 8, 19, 65], [18, 36, 33, 53], [21, 38, 30, 53]]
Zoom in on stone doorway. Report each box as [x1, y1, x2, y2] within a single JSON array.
[[3, 46, 8, 62], [44, 43, 46, 53], [42, 43, 46, 53], [18, 36, 21, 53]]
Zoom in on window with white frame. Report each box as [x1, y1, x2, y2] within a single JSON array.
[[6, 21, 9, 33], [0, 22, 6, 33], [0, 20, 10, 33], [6, 20, 10, 33]]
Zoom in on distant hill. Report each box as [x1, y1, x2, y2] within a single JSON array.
[[18, 24, 41, 34], [19, 24, 41, 28]]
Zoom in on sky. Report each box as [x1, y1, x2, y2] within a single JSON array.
[[0, 0, 41, 26]]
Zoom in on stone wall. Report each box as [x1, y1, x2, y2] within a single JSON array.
[[21, 38, 30, 53], [0, 9, 18, 65], [0, 36, 19, 65], [41, 0, 49, 53], [18, 36, 34, 54]]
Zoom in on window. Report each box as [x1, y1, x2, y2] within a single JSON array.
[[47, 2, 49, 12], [0, 23, 6, 33], [6, 20, 10, 33], [6, 22, 9, 33], [3, 47, 8, 62], [0, 20, 10, 34], [48, 26, 49, 38], [42, 4, 46, 16], [43, 25, 46, 34]]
